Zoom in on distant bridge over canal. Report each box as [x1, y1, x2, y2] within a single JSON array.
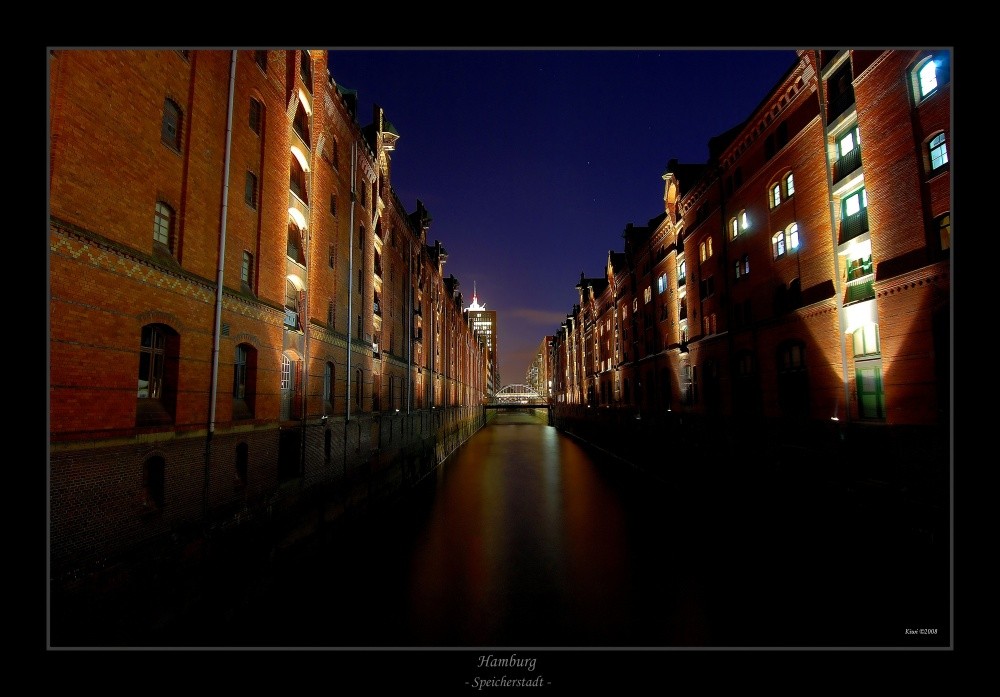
[[484, 384, 551, 412]]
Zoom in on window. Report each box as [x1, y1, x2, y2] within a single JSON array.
[[293, 101, 310, 144], [281, 354, 292, 391], [241, 251, 253, 287], [249, 98, 262, 135], [770, 182, 781, 208], [699, 237, 713, 263], [839, 125, 860, 158], [287, 222, 305, 265], [702, 313, 716, 336], [929, 133, 949, 172], [137, 323, 179, 426], [284, 279, 300, 329], [938, 213, 951, 251], [290, 155, 308, 203], [153, 201, 173, 248], [734, 254, 750, 280], [785, 172, 795, 197], [300, 50, 312, 90], [324, 361, 334, 404], [233, 343, 257, 419], [840, 188, 868, 242], [142, 456, 165, 510], [356, 368, 363, 408], [857, 365, 885, 419], [740, 210, 749, 231], [254, 50, 267, 72], [161, 98, 181, 150], [245, 171, 258, 208], [328, 300, 335, 326], [330, 194, 337, 216], [677, 259, 686, 283], [699, 275, 715, 299], [772, 224, 799, 259], [644, 286, 652, 304], [657, 273, 667, 294], [729, 217, 739, 240], [913, 53, 949, 102], [852, 322, 880, 357]]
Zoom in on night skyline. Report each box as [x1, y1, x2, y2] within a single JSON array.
[[326, 48, 799, 382]]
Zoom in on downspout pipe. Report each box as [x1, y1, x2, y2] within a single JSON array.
[[346, 140, 357, 423], [205, 50, 238, 514]]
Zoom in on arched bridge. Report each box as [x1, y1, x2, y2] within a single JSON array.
[[486, 384, 550, 409]]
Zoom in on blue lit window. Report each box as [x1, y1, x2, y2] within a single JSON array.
[[929, 133, 949, 171]]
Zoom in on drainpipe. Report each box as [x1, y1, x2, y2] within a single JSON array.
[[205, 49, 238, 516]]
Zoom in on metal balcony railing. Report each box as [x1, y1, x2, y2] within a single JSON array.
[[833, 146, 862, 184], [839, 209, 869, 244]]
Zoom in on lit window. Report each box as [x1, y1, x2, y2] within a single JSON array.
[[657, 273, 667, 294], [644, 286, 652, 304], [919, 60, 939, 98], [699, 241, 706, 262], [153, 201, 172, 248], [771, 182, 781, 208], [740, 210, 749, 230], [772, 231, 786, 259], [839, 130, 856, 157], [844, 188, 867, 217], [730, 217, 738, 239], [785, 172, 795, 196], [852, 322, 880, 357], [788, 223, 799, 251], [678, 260, 686, 281], [281, 354, 291, 391], [929, 133, 949, 171]]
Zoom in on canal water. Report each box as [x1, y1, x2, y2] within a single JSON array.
[[86, 409, 950, 649]]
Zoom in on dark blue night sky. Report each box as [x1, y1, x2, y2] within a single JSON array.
[[326, 48, 799, 382]]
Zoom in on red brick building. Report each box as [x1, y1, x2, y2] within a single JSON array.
[[552, 50, 951, 433], [49, 49, 486, 574]]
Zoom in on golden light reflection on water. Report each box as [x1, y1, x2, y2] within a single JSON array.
[[403, 410, 694, 645]]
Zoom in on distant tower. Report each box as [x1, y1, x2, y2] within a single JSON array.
[[465, 282, 498, 397]]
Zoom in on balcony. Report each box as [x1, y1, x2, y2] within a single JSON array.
[[284, 308, 299, 330], [828, 87, 855, 121], [839, 210, 869, 244], [833, 147, 862, 185], [677, 275, 686, 288], [845, 274, 875, 304]]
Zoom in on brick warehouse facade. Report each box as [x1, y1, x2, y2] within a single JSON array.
[[49, 50, 487, 578], [550, 50, 950, 487]]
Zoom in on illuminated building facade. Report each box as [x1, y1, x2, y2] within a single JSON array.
[[465, 285, 499, 399], [49, 49, 485, 575], [551, 49, 951, 430]]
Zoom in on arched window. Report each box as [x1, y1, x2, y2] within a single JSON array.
[[287, 220, 306, 265], [290, 153, 309, 204], [161, 98, 181, 150], [770, 182, 781, 208], [784, 172, 795, 197], [912, 53, 949, 103], [233, 343, 257, 419], [137, 323, 179, 426], [928, 132, 949, 172], [729, 216, 739, 240], [293, 100, 310, 145], [142, 456, 165, 510]]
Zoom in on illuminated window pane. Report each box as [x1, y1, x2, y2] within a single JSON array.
[[845, 193, 861, 217], [785, 173, 795, 196], [740, 210, 749, 229], [839, 131, 855, 156], [929, 133, 948, 170], [730, 217, 738, 239], [788, 223, 799, 250], [772, 183, 781, 207], [919, 60, 938, 97]]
